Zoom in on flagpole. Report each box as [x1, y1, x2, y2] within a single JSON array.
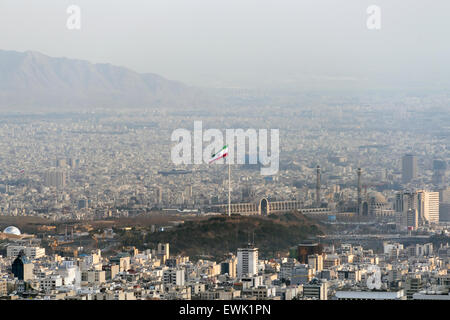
[[209, 145, 230, 216], [228, 162, 231, 217]]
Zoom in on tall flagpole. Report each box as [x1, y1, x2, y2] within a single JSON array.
[[228, 162, 231, 217]]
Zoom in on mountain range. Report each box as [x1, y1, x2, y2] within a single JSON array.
[[0, 50, 209, 111]]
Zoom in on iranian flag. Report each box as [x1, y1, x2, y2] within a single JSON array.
[[209, 145, 229, 163]]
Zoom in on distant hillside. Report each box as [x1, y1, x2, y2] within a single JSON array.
[[120, 212, 325, 261], [0, 50, 209, 110]]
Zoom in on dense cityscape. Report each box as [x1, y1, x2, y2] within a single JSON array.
[[0, 1, 449, 312], [0, 95, 449, 300]]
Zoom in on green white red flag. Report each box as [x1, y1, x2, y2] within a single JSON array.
[[209, 145, 228, 163]]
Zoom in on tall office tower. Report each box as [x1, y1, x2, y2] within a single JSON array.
[[237, 244, 258, 278], [439, 187, 450, 222], [316, 166, 321, 207], [402, 154, 417, 184], [44, 170, 66, 189], [357, 168, 362, 215], [406, 208, 419, 230], [432, 160, 447, 186], [395, 191, 419, 230], [439, 186, 450, 203], [396, 190, 440, 228], [418, 191, 440, 224]]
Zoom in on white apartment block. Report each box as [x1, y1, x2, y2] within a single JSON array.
[[237, 245, 258, 278], [163, 268, 185, 286], [418, 191, 439, 224], [7, 245, 45, 259], [81, 270, 106, 284], [39, 275, 63, 291]]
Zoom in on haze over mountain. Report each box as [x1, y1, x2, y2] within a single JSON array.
[[0, 50, 209, 111]]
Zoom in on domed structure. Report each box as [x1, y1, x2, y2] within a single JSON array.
[[369, 192, 387, 204], [361, 192, 393, 217], [3, 226, 21, 235]]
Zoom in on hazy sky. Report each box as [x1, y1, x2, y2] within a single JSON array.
[[0, 0, 449, 90]]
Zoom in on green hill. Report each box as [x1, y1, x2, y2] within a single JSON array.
[[138, 212, 325, 261]]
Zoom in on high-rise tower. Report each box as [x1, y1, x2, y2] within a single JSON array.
[[357, 168, 362, 215], [402, 154, 417, 184], [316, 166, 321, 207], [418, 190, 440, 224], [432, 160, 447, 186], [237, 243, 258, 278]]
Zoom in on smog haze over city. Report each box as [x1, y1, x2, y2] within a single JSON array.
[[0, 0, 449, 310]]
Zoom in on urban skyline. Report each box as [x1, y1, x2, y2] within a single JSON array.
[[0, 1, 449, 310]]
